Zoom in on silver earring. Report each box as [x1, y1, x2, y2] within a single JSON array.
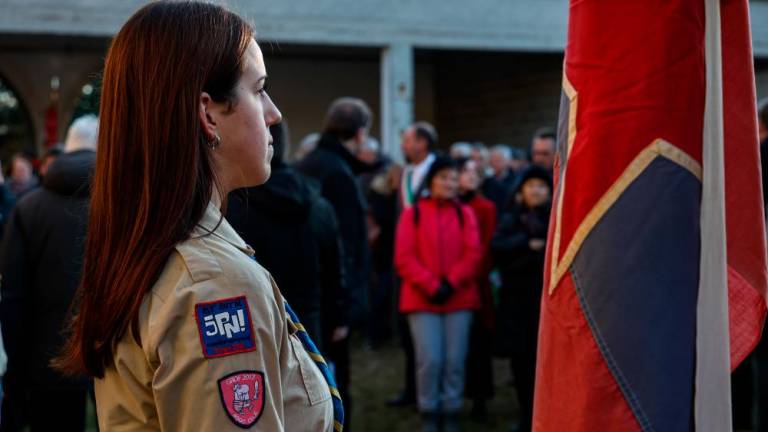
[[209, 132, 221, 149]]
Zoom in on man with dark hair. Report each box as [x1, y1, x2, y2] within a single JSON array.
[[324, 97, 373, 143], [298, 97, 375, 431], [531, 127, 557, 172], [412, 122, 438, 152], [400, 121, 438, 207]]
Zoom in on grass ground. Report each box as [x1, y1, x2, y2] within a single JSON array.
[[348, 337, 521, 432]]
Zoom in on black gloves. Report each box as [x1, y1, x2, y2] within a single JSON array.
[[431, 278, 454, 304]]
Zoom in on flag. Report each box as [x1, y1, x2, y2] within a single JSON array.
[[533, 0, 768, 430]]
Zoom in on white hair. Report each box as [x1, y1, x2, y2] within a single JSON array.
[[64, 114, 99, 153], [450, 142, 473, 159], [363, 137, 380, 152], [490, 144, 512, 160], [293, 132, 320, 162], [299, 133, 320, 151]]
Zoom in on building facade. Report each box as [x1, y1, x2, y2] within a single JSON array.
[[1, 0, 767, 161]]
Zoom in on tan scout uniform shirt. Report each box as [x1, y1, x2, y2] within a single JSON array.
[[95, 203, 334, 431]]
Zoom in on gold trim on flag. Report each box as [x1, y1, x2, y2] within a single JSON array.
[[549, 74, 578, 294], [562, 75, 578, 156], [548, 139, 702, 295]]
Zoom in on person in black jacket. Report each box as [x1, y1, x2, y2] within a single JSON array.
[[297, 97, 376, 431], [365, 161, 402, 347], [0, 115, 98, 432], [226, 123, 347, 353], [491, 166, 552, 432]]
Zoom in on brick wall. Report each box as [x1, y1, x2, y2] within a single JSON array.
[[429, 50, 564, 151]]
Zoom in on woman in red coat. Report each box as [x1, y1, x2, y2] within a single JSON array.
[[395, 156, 482, 432], [456, 157, 498, 421]]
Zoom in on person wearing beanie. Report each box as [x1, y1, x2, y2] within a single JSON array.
[[395, 156, 482, 432], [491, 165, 553, 432]]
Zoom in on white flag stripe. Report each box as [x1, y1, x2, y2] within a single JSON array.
[[695, 0, 732, 430]]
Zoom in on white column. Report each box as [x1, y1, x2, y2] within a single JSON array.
[[380, 43, 413, 163]]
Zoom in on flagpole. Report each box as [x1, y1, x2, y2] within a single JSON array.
[[696, 0, 732, 430]]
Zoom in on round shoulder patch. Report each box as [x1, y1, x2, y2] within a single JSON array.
[[218, 370, 266, 429]]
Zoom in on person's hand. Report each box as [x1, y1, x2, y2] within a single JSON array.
[[331, 326, 349, 342], [431, 278, 454, 304], [367, 215, 381, 245], [529, 238, 546, 251]]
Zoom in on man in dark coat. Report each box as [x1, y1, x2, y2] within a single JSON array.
[[358, 137, 399, 346], [226, 123, 347, 353], [297, 97, 376, 431], [0, 115, 98, 431]]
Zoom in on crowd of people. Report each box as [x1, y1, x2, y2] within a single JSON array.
[[0, 60, 766, 432], [0, 91, 557, 431], [246, 97, 558, 432]]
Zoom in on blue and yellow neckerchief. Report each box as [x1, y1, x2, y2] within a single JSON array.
[[246, 255, 343, 430], [284, 301, 344, 432]]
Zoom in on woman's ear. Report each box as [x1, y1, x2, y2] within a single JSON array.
[[198, 92, 217, 141]]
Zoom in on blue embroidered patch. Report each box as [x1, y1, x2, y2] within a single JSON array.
[[195, 296, 256, 359]]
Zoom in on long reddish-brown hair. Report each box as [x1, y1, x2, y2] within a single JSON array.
[[55, 1, 253, 378]]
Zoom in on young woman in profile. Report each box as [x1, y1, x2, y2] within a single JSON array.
[[55, 2, 341, 431]]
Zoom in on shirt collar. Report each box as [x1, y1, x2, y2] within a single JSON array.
[[411, 152, 435, 172], [194, 201, 255, 257], [409, 152, 434, 189]]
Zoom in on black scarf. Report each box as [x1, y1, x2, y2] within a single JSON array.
[[458, 190, 477, 203]]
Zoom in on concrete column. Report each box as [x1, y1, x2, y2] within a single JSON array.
[[380, 43, 413, 163]]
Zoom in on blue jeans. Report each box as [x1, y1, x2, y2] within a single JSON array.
[[408, 311, 473, 413]]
